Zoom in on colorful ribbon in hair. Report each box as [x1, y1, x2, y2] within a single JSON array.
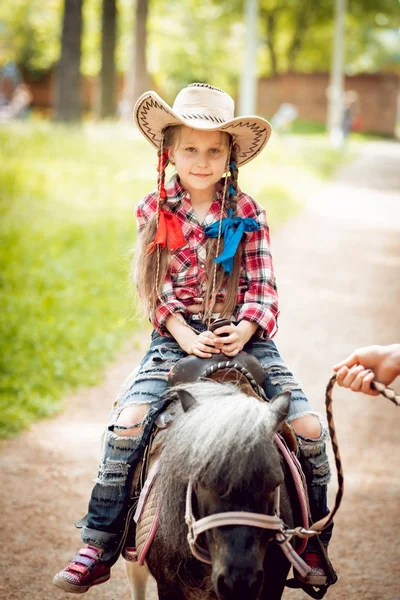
[[203, 208, 260, 274], [146, 209, 186, 255]]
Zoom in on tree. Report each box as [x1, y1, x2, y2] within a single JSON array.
[[1, 0, 398, 111], [54, 0, 83, 122], [120, 0, 151, 120], [98, 0, 117, 118], [134, 0, 151, 97], [258, 0, 333, 76], [148, 0, 242, 100]]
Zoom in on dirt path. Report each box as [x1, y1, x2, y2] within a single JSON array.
[[1, 140, 399, 600]]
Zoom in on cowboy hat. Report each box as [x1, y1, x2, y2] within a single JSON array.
[[133, 83, 272, 167]]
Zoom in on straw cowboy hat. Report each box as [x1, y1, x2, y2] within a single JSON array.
[[133, 83, 272, 167]]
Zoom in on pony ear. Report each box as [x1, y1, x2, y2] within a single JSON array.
[[268, 391, 291, 430], [176, 389, 199, 413]]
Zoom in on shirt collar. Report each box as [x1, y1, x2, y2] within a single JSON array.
[[164, 174, 187, 204]]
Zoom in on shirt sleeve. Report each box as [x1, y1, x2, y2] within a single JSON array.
[[236, 208, 279, 339], [151, 274, 187, 335], [135, 196, 187, 336]]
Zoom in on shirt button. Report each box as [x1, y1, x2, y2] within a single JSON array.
[[198, 232, 203, 239], [199, 263, 205, 269]]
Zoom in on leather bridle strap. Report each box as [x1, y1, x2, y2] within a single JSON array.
[[184, 479, 312, 578], [185, 479, 283, 535]]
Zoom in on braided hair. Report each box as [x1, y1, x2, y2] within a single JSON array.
[[134, 126, 180, 316], [203, 142, 243, 321]]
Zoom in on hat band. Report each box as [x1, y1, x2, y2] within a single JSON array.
[[177, 112, 228, 125]]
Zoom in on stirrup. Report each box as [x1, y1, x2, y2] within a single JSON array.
[[286, 537, 338, 599]]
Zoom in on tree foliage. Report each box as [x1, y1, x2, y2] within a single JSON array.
[[0, 0, 62, 76], [0, 0, 398, 90], [148, 0, 243, 99]]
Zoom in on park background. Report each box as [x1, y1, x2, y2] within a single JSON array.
[[0, 0, 399, 434]]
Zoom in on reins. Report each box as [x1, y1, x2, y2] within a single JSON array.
[[309, 374, 400, 535]]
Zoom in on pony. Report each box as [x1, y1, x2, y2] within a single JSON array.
[[125, 379, 303, 600]]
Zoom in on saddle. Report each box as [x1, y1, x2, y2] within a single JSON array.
[[169, 352, 265, 398], [169, 352, 297, 451], [124, 352, 308, 565]]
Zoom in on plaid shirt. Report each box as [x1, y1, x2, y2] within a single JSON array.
[[135, 175, 279, 338]]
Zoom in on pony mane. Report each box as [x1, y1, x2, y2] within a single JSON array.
[[157, 380, 283, 553]]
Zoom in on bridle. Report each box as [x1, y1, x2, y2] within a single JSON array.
[[184, 442, 316, 579], [184, 375, 400, 579], [185, 476, 283, 564]]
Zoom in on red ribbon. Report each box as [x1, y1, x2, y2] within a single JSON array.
[[146, 209, 186, 254]]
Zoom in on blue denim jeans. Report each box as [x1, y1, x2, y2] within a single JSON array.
[[79, 320, 331, 561]]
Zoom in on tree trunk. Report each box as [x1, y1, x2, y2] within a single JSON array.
[[54, 0, 83, 122], [266, 13, 278, 76], [98, 0, 117, 118], [120, 0, 150, 121]]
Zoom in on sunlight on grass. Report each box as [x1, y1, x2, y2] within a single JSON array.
[[0, 121, 347, 437]]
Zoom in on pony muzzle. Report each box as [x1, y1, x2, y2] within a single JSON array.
[[214, 565, 264, 600]]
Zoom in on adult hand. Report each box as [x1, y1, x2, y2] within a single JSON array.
[[333, 344, 400, 396]]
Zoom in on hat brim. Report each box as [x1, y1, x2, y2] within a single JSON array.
[[134, 91, 272, 167]]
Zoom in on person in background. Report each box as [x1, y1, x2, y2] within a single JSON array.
[[342, 90, 361, 139]]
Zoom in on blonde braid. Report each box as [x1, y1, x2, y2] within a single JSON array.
[[203, 143, 232, 324], [203, 141, 243, 323], [229, 143, 240, 216], [156, 132, 198, 333]]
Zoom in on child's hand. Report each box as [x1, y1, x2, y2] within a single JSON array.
[[187, 330, 221, 359], [211, 323, 247, 357]]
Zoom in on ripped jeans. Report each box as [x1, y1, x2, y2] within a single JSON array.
[[79, 321, 332, 563]]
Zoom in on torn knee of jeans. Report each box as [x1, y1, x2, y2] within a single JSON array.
[[296, 421, 331, 486], [111, 414, 149, 435], [289, 412, 329, 441], [110, 404, 151, 435]]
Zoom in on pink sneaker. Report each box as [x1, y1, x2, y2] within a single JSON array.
[[297, 551, 328, 586], [53, 546, 110, 594]]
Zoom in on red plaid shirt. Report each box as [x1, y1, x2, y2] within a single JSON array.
[[135, 175, 279, 339]]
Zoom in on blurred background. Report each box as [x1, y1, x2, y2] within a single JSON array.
[[0, 0, 399, 438]]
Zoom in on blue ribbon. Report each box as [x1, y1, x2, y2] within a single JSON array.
[[203, 208, 260, 274]]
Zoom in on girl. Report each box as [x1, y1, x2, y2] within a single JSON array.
[[54, 83, 333, 593]]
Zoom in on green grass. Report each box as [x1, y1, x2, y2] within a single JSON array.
[[0, 120, 347, 438]]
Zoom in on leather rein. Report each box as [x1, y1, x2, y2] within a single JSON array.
[[184, 374, 400, 576]]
